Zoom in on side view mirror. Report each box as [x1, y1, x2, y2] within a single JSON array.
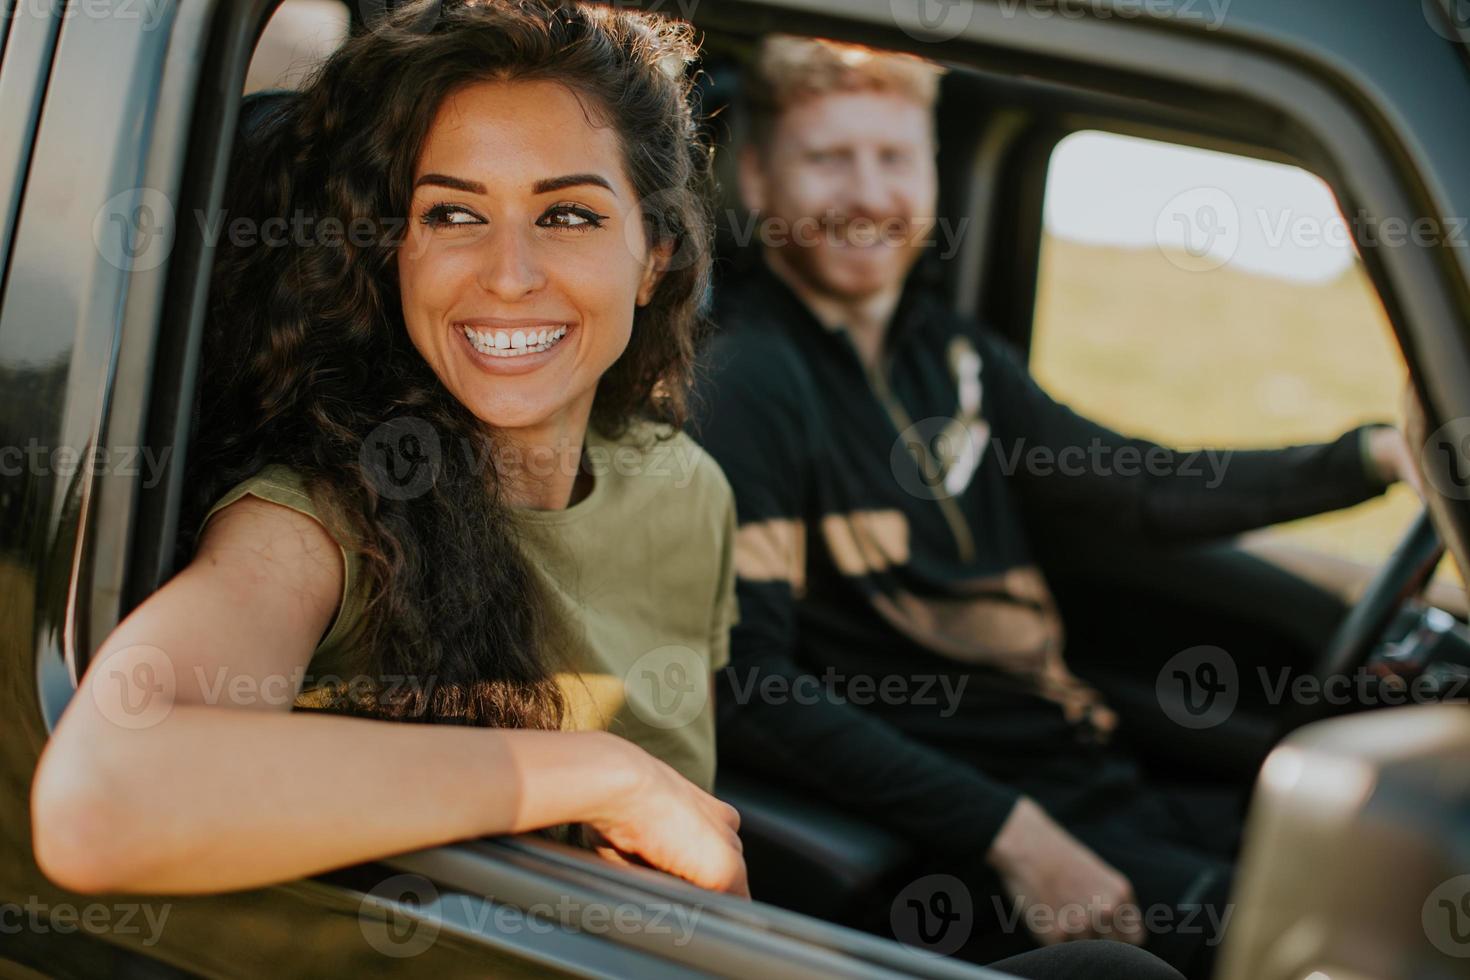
[[1220, 705, 1470, 979]]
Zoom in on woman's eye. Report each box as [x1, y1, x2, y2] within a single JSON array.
[[538, 204, 608, 230], [421, 203, 484, 227]]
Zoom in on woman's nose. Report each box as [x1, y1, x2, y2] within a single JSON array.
[[476, 225, 547, 300]]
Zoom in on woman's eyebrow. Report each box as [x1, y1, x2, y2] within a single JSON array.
[[411, 172, 616, 196], [533, 173, 616, 196], [414, 173, 486, 193]]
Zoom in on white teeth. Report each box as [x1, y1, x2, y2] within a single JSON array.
[[461, 324, 571, 358]]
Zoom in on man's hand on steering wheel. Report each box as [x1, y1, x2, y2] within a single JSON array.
[[1364, 424, 1421, 498]]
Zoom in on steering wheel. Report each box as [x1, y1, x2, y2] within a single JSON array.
[[1281, 509, 1444, 734], [1316, 509, 1444, 679]]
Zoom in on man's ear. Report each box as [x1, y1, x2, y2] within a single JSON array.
[[636, 238, 676, 307], [737, 143, 768, 214]]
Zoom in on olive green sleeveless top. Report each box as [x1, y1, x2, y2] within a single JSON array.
[[198, 426, 737, 792]]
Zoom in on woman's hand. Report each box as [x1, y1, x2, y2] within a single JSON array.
[[583, 735, 749, 899]]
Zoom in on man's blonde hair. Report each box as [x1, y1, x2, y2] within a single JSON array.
[[744, 35, 945, 149]]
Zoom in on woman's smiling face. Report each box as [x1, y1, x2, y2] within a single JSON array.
[[398, 78, 664, 436]]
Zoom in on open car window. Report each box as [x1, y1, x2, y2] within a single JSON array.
[[1032, 130, 1463, 605]]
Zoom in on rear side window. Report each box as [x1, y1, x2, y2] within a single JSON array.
[[245, 0, 350, 94]]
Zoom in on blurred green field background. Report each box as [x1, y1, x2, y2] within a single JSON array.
[[1029, 236, 1448, 581]]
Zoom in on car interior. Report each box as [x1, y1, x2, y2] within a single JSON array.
[[686, 25, 1470, 950], [17, 0, 1470, 975], [210, 0, 1470, 953], [227, 6, 1344, 931]]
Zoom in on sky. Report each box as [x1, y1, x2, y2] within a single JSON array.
[[1043, 130, 1360, 283]]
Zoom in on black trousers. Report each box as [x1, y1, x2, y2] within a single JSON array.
[[991, 941, 1185, 980], [899, 736, 1243, 980]]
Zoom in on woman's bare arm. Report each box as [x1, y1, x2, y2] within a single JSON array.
[[31, 497, 745, 896]]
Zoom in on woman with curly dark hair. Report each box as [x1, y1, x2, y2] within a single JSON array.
[[33, 0, 746, 898]]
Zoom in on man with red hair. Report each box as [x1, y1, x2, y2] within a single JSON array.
[[694, 35, 1413, 978]]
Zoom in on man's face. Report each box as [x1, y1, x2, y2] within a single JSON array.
[[742, 88, 938, 301]]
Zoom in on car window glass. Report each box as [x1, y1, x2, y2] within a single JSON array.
[[245, 0, 350, 94]]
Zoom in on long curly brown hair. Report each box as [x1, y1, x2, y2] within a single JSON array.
[[177, 0, 712, 730]]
